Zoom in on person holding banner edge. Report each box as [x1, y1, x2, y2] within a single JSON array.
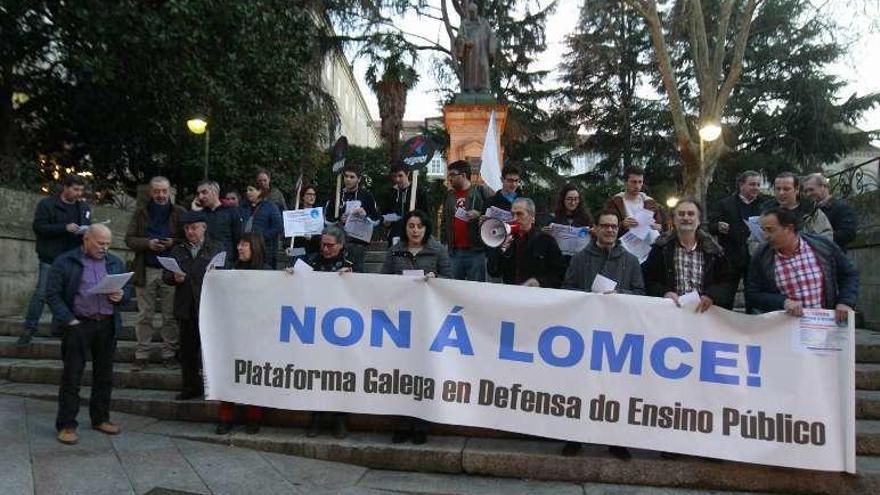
[[746, 206, 857, 323]]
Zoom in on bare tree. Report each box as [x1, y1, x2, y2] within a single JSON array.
[[623, 0, 761, 203]]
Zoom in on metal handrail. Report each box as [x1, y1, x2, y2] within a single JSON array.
[[827, 155, 879, 199]]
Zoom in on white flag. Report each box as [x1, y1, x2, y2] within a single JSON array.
[[480, 110, 502, 191]]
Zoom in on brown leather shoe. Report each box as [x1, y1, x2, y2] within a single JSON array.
[[57, 428, 78, 445], [92, 422, 121, 435]]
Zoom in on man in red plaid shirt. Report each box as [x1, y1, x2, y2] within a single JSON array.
[[746, 207, 858, 323]]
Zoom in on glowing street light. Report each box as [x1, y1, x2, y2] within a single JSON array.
[[187, 117, 210, 179], [698, 122, 722, 173], [666, 196, 679, 209]]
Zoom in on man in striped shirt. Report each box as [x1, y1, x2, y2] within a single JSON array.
[[746, 207, 858, 323]]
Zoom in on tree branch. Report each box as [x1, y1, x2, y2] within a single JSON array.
[[713, 0, 760, 116], [690, 0, 715, 106], [712, 0, 734, 84]]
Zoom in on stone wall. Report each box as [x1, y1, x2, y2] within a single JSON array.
[[0, 188, 134, 318], [849, 190, 880, 329]]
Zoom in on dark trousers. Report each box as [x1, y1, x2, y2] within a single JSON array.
[[179, 318, 204, 394], [56, 318, 116, 430]]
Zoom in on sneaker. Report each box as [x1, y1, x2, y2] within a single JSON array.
[[215, 422, 233, 435], [130, 359, 147, 372], [57, 428, 78, 445], [163, 358, 179, 370], [93, 422, 121, 435], [15, 329, 36, 347]]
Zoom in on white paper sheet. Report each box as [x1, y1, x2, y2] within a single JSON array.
[[86, 272, 133, 295], [344, 214, 374, 242], [382, 213, 402, 223], [591, 274, 617, 294], [293, 258, 314, 272], [209, 251, 226, 269], [344, 200, 362, 214], [157, 256, 185, 275], [549, 223, 591, 256], [454, 207, 470, 222], [629, 209, 656, 240], [620, 231, 653, 263], [283, 207, 325, 237], [746, 216, 765, 243], [485, 206, 513, 222], [798, 308, 847, 352], [678, 290, 701, 310]]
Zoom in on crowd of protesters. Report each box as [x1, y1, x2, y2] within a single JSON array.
[[18, 163, 860, 453]]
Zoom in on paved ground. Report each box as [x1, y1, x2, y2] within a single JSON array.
[[0, 394, 771, 495]]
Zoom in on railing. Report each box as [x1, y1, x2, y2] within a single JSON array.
[[827, 156, 880, 199]]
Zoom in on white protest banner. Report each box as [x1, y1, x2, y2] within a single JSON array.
[[283, 207, 325, 237], [200, 272, 855, 473]]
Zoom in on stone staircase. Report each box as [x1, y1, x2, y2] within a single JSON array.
[[1, 309, 879, 492]]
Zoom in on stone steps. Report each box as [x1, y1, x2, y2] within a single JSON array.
[[0, 357, 180, 390], [1, 379, 878, 457], [1, 390, 878, 495], [0, 336, 165, 363]]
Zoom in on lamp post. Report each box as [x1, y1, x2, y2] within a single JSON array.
[[187, 117, 209, 179]]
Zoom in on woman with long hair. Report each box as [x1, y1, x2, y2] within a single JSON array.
[[215, 233, 268, 435], [381, 209, 452, 279], [240, 181, 283, 268], [291, 185, 321, 260], [380, 209, 450, 444]]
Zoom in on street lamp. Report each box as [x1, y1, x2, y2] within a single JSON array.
[[187, 117, 209, 179], [698, 122, 722, 171], [666, 196, 679, 209]]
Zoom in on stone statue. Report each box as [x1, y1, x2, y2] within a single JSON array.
[[455, 2, 496, 94]]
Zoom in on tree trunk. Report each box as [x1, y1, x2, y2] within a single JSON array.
[[376, 78, 408, 163]]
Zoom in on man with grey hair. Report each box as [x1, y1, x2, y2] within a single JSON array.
[[195, 179, 241, 260], [47, 224, 131, 444], [707, 170, 765, 309], [125, 176, 186, 371], [488, 197, 565, 288], [802, 173, 857, 252]]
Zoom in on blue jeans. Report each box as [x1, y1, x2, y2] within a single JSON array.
[[449, 249, 486, 282], [23, 262, 52, 330]]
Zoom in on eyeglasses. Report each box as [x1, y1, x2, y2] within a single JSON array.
[[598, 223, 619, 230], [321, 242, 338, 248]]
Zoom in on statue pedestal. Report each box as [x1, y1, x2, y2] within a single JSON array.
[[443, 103, 508, 183]]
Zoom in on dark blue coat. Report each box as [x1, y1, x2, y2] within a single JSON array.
[[45, 248, 132, 333], [745, 234, 859, 312], [240, 200, 283, 251]]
